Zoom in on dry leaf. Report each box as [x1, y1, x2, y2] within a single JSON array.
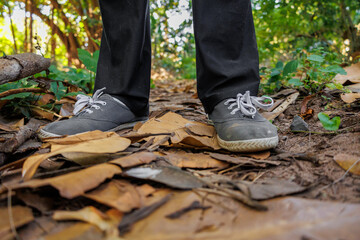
[[335, 62, 360, 84], [347, 83, 360, 93], [124, 191, 360, 240], [43, 130, 117, 145], [184, 122, 215, 137], [22, 133, 130, 180], [53, 206, 122, 232], [241, 179, 307, 200], [164, 152, 228, 169], [334, 154, 360, 175], [0, 206, 34, 239], [12, 163, 122, 199], [44, 223, 104, 240], [31, 108, 55, 121], [125, 166, 204, 189], [135, 112, 220, 150], [110, 152, 158, 168], [0, 117, 24, 132], [340, 93, 360, 103], [84, 180, 155, 212], [243, 151, 271, 160]]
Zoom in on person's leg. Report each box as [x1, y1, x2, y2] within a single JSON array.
[[39, 0, 150, 138], [96, 0, 151, 117], [193, 0, 278, 152], [192, 0, 260, 113]]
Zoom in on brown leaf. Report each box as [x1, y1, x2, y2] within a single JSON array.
[[263, 92, 299, 120], [340, 93, 360, 103], [164, 152, 228, 169], [124, 191, 360, 240], [184, 122, 215, 137], [84, 180, 155, 212], [44, 223, 103, 240], [335, 62, 360, 84], [0, 117, 24, 132], [53, 206, 122, 232], [171, 128, 220, 150], [59, 103, 74, 117], [334, 154, 360, 175], [12, 163, 122, 199], [243, 151, 271, 160], [16, 191, 54, 213], [110, 152, 158, 168], [241, 179, 307, 200], [43, 130, 117, 145], [22, 133, 130, 180], [125, 166, 204, 189], [31, 108, 55, 121], [0, 206, 34, 239]]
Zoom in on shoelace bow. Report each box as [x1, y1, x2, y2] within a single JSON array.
[[73, 87, 107, 115], [224, 91, 274, 118]]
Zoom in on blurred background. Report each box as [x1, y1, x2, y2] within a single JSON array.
[[0, 0, 359, 87]]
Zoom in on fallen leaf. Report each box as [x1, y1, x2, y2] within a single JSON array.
[[164, 152, 228, 169], [340, 93, 360, 103], [11, 163, 122, 199], [124, 191, 360, 240], [241, 179, 307, 200], [43, 130, 117, 145], [243, 151, 271, 160], [61, 152, 112, 165], [84, 180, 155, 212], [44, 223, 103, 240], [347, 83, 360, 93], [17, 191, 54, 213], [184, 122, 215, 137], [118, 194, 171, 234], [59, 102, 74, 117], [0, 206, 34, 239], [135, 112, 220, 150], [31, 108, 55, 121], [53, 206, 122, 232], [22, 133, 130, 180], [335, 62, 360, 84], [0, 117, 24, 132], [334, 154, 360, 175], [110, 152, 158, 168], [125, 166, 204, 189], [209, 152, 281, 167]]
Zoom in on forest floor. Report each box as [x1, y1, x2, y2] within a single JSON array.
[[0, 78, 359, 240]]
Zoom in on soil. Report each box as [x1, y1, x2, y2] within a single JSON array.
[[150, 80, 360, 203]]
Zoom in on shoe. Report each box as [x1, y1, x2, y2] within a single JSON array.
[[38, 88, 148, 138], [209, 91, 278, 152]]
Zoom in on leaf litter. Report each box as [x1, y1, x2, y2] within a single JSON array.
[[0, 79, 359, 239]]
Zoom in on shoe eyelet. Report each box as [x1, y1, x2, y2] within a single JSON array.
[[102, 102, 107, 106]]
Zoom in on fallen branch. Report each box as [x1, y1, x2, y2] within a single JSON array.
[[0, 119, 41, 153], [0, 53, 50, 85], [0, 88, 48, 99]]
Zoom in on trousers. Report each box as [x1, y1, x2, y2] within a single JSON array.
[[95, 0, 260, 116]]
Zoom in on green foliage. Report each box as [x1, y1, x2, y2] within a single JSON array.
[[318, 112, 341, 131], [261, 48, 347, 94], [78, 48, 99, 73]]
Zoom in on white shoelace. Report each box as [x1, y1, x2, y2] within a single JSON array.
[[73, 87, 107, 115], [224, 91, 274, 118]]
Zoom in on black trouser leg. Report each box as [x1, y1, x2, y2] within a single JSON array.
[[95, 0, 151, 116], [193, 0, 260, 113]]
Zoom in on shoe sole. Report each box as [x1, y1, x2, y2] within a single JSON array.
[[217, 135, 279, 152], [38, 119, 148, 139]]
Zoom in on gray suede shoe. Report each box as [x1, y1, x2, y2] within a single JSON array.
[[209, 91, 278, 152], [38, 88, 148, 138]]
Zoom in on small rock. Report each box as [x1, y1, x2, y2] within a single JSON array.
[[290, 115, 309, 131]]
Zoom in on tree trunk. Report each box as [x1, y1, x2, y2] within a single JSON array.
[[5, 1, 18, 53], [29, 0, 34, 52], [0, 53, 51, 85]]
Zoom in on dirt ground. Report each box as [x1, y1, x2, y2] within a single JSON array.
[[150, 80, 360, 203]]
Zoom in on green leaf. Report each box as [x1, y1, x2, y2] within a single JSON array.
[[307, 54, 324, 63], [283, 60, 298, 76], [270, 69, 281, 77], [321, 65, 347, 75], [318, 112, 341, 131], [275, 61, 284, 70], [50, 82, 67, 100], [288, 78, 303, 86], [0, 92, 32, 100], [78, 48, 98, 73]]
